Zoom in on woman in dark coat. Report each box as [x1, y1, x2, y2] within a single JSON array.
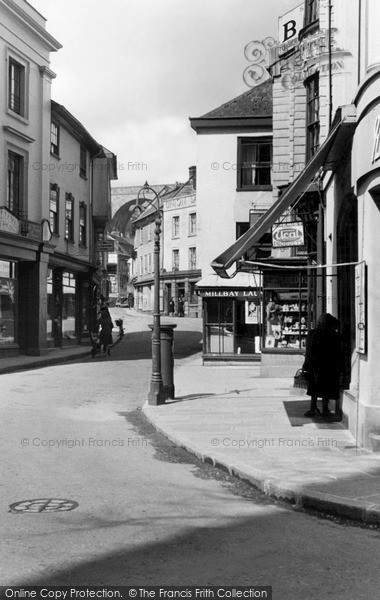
[[303, 313, 343, 419], [99, 306, 114, 357]]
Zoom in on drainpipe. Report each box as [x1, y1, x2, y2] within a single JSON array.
[[358, 0, 362, 86], [328, 0, 333, 129]]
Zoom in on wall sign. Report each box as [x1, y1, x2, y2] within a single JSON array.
[[198, 289, 262, 301], [355, 262, 367, 354], [278, 4, 304, 55], [0, 208, 19, 235], [272, 221, 305, 247]]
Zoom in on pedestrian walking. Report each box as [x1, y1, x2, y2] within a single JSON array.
[[178, 296, 184, 317], [303, 313, 344, 420], [98, 305, 114, 357], [169, 297, 175, 317]]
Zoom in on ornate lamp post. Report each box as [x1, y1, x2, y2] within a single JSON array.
[[134, 182, 165, 405]]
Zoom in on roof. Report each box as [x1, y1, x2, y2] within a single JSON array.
[[132, 178, 195, 225], [200, 80, 273, 119], [51, 100, 101, 156]]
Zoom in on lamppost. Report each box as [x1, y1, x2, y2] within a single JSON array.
[[134, 182, 165, 405]]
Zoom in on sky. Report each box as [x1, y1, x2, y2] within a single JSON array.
[[30, 0, 296, 187]]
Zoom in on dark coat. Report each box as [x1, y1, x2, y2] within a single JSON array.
[[304, 327, 343, 399], [99, 310, 114, 346]]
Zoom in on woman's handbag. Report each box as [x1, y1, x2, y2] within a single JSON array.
[[293, 368, 310, 389]]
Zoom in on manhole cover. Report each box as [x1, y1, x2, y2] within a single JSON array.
[[9, 498, 78, 513]]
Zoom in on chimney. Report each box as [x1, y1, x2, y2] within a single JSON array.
[[189, 165, 196, 190]]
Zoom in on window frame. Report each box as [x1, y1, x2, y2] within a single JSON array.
[[188, 212, 197, 236], [305, 0, 319, 26], [80, 146, 87, 178], [79, 201, 87, 246], [7, 151, 24, 218], [65, 193, 74, 242], [172, 215, 180, 238], [172, 248, 179, 271], [49, 184, 59, 235], [189, 246, 197, 270], [50, 122, 60, 156], [8, 57, 26, 117], [237, 137, 272, 191], [305, 73, 320, 162]]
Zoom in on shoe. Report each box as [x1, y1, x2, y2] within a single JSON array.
[[322, 409, 333, 421]]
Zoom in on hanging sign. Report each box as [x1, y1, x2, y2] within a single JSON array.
[[272, 221, 305, 247]]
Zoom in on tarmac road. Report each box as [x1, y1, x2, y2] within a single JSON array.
[[1, 311, 380, 598]]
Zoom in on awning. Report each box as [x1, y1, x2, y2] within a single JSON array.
[[196, 272, 261, 289], [211, 106, 356, 278]]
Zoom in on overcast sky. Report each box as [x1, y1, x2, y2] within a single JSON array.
[[31, 0, 296, 187]]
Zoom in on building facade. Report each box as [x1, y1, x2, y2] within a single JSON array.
[[0, 0, 61, 356], [190, 82, 273, 361], [207, 0, 380, 447], [132, 171, 201, 317], [0, 0, 116, 357]]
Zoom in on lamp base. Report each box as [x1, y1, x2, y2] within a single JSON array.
[[148, 381, 165, 406]]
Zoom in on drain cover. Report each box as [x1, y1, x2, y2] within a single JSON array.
[[9, 498, 78, 513]]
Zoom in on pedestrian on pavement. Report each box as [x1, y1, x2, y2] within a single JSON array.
[[303, 312, 344, 420], [169, 297, 175, 317], [98, 305, 114, 357], [178, 296, 184, 317]]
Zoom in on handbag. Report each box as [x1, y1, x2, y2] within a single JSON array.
[[293, 368, 309, 389]]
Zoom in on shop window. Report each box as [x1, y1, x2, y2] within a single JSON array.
[[172, 216, 180, 238], [189, 247, 197, 270], [49, 184, 59, 234], [189, 213, 197, 236], [7, 151, 24, 218], [237, 138, 272, 190], [65, 193, 74, 241], [305, 74, 320, 161], [8, 57, 25, 116], [62, 271, 76, 338], [50, 122, 60, 156], [79, 202, 87, 246], [80, 146, 87, 178], [305, 0, 319, 25], [263, 275, 310, 350], [172, 249, 179, 271], [46, 271, 54, 343], [0, 261, 16, 345]]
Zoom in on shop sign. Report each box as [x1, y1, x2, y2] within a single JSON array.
[[96, 240, 114, 252], [0, 208, 19, 235], [199, 289, 262, 301], [355, 262, 367, 354], [278, 4, 304, 56], [265, 272, 308, 288], [272, 222, 304, 247]]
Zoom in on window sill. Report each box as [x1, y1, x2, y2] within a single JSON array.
[[50, 151, 61, 160], [6, 108, 29, 125], [237, 185, 273, 192], [80, 173, 88, 180]]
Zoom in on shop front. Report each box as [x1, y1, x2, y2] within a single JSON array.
[[196, 273, 262, 362], [0, 260, 17, 354]]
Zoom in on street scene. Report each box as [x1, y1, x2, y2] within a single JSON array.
[[1, 310, 380, 598], [2, 0, 380, 597]]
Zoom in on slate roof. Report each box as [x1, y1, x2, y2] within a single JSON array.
[[199, 79, 272, 119]]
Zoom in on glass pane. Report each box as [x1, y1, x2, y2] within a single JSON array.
[[0, 274, 16, 344], [62, 271, 76, 337]]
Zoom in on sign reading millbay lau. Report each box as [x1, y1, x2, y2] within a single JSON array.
[[0, 208, 19, 234], [272, 221, 304, 247], [199, 289, 262, 301]]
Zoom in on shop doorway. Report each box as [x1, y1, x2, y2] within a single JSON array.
[[337, 194, 358, 385]]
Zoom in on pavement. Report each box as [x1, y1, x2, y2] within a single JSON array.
[[2, 308, 380, 526], [144, 352, 380, 526]]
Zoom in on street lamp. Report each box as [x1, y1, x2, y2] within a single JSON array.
[[134, 182, 165, 405]]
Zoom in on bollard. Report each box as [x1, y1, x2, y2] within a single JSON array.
[[149, 323, 177, 400]]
